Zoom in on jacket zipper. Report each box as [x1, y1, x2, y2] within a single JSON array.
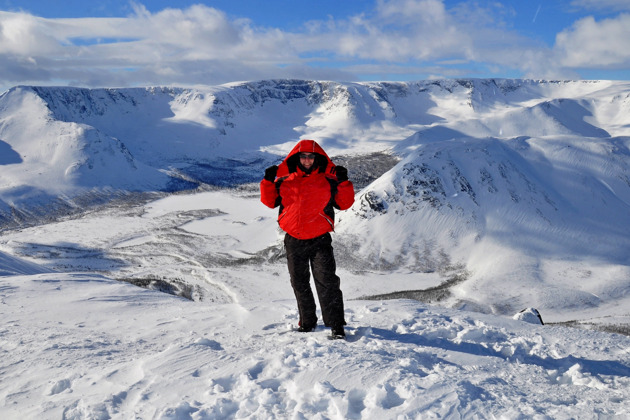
[[319, 213, 334, 230]]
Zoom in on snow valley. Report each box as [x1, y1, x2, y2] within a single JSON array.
[[1, 79, 630, 418]]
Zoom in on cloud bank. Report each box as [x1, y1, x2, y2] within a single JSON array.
[[555, 14, 630, 68], [1, 0, 629, 90]]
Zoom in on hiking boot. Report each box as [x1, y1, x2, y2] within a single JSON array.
[[297, 321, 316, 332], [330, 326, 345, 339]]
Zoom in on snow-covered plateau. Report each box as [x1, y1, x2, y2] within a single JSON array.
[[1, 79, 630, 419]]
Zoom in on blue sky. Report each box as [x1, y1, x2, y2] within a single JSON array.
[[1, 0, 629, 91]]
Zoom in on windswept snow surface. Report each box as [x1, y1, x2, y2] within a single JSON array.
[[1, 190, 630, 419], [2, 270, 630, 419]]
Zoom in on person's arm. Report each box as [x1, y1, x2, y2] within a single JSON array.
[[334, 166, 355, 210], [260, 165, 280, 208]]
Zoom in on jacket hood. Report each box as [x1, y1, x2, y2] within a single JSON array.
[[276, 139, 336, 178]]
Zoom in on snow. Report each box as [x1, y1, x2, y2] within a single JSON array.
[[2, 78, 630, 418], [2, 189, 630, 419], [2, 271, 630, 419]]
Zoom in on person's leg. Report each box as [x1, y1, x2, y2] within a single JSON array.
[[285, 234, 318, 329], [310, 234, 345, 329]]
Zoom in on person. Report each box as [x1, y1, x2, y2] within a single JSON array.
[[260, 139, 355, 339]]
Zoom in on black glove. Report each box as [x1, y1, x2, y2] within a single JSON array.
[[264, 165, 278, 181], [335, 166, 348, 182]]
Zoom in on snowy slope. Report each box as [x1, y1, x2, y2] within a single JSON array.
[[2, 80, 630, 418], [333, 79, 630, 321], [0, 250, 50, 276], [0, 87, 173, 216], [1, 272, 629, 419], [2, 79, 630, 318], [1, 192, 630, 419], [340, 134, 630, 320]]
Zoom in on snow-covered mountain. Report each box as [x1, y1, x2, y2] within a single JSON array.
[[2, 76, 630, 418], [2, 79, 630, 321], [2, 79, 629, 218], [332, 79, 630, 321]]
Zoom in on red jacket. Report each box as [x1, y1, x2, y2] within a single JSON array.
[[260, 140, 355, 240]]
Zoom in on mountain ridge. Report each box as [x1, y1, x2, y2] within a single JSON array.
[[2, 79, 630, 418], [2, 78, 630, 319]]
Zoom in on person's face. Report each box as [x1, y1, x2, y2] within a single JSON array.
[[300, 153, 315, 169]]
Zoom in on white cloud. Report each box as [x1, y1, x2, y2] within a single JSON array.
[[555, 14, 630, 68], [0, 12, 63, 55], [305, 0, 473, 61], [5, 0, 507, 88], [1, 0, 628, 90], [291, 0, 574, 80], [0, 5, 307, 88]]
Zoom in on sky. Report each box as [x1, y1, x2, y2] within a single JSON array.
[[1, 0, 630, 92]]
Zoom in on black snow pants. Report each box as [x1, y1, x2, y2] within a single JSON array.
[[284, 233, 346, 328]]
